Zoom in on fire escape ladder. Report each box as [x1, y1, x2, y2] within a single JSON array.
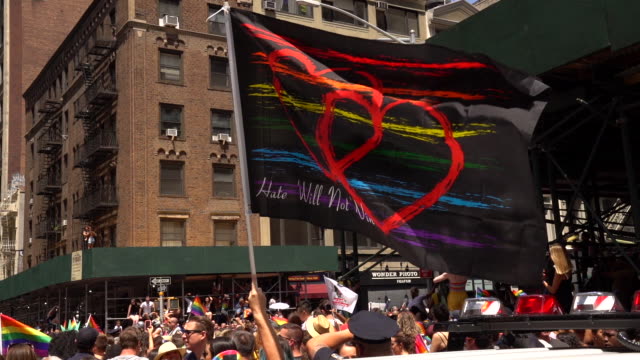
[[81, 62, 94, 86]]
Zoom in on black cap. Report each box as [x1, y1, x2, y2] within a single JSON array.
[[348, 311, 399, 343], [77, 327, 99, 349]]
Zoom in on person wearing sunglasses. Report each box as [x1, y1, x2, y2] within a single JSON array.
[[6, 343, 37, 360], [183, 316, 213, 360]]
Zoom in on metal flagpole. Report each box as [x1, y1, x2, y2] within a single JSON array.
[[221, 2, 258, 286]]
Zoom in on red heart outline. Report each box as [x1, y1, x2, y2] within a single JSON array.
[[267, 48, 465, 234]]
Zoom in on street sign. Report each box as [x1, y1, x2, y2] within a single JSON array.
[[156, 285, 168, 293], [150, 277, 171, 287]]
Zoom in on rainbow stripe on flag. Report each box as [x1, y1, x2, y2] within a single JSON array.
[[476, 287, 491, 298], [415, 334, 428, 354], [191, 297, 205, 316], [1, 314, 51, 357], [85, 314, 103, 334], [271, 316, 288, 326]]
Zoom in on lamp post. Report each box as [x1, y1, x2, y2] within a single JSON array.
[[295, 0, 409, 44]]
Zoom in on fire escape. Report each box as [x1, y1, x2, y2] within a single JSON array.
[[73, 32, 118, 223], [34, 100, 63, 261], [0, 195, 16, 279]]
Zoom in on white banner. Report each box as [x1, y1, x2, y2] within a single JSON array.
[[324, 276, 358, 313]]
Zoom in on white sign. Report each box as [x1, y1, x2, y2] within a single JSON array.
[[324, 276, 358, 313], [71, 251, 83, 281], [150, 277, 171, 286], [156, 285, 168, 293]]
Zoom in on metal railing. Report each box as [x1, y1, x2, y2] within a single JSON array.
[[34, 218, 61, 239], [36, 128, 63, 154], [35, 172, 62, 195], [74, 70, 117, 120], [73, 185, 118, 219], [75, 131, 117, 168]]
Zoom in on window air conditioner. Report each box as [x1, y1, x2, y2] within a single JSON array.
[[159, 15, 180, 29], [166, 128, 179, 137], [263, 0, 277, 11], [375, 1, 389, 10], [62, 219, 68, 227], [217, 133, 232, 143]]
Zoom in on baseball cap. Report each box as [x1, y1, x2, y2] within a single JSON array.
[[348, 311, 399, 343], [77, 327, 99, 349]]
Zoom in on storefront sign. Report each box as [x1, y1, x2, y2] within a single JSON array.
[[287, 274, 321, 282], [71, 251, 83, 281], [360, 271, 425, 285]]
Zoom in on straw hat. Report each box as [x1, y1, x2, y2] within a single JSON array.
[[305, 315, 335, 337], [154, 342, 186, 360]]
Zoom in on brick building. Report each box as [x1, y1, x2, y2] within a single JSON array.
[[0, 0, 92, 279], [22, 0, 467, 268]]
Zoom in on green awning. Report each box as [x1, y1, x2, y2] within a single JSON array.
[[0, 246, 338, 301], [427, 0, 640, 75]]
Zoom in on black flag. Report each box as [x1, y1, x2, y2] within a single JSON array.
[[231, 10, 548, 285]]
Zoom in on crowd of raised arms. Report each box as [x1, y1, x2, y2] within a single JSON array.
[[2, 284, 627, 360]]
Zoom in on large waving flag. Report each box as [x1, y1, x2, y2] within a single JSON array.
[[85, 314, 103, 334], [230, 10, 548, 284], [0, 314, 51, 357], [190, 297, 205, 316]]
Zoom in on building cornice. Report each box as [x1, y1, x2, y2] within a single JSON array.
[[433, 0, 479, 17], [23, 0, 116, 107]]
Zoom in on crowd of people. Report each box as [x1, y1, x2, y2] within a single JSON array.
[[2, 282, 632, 360]]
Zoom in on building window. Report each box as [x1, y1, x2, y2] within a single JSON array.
[[270, 219, 325, 246], [161, 219, 185, 247], [158, 0, 180, 18], [321, 0, 367, 26], [376, 7, 419, 36], [208, 5, 226, 36], [274, 0, 313, 18], [160, 161, 184, 196], [159, 50, 182, 83], [214, 221, 236, 246], [213, 165, 235, 197], [211, 110, 232, 137], [160, 103, 183, 137], [210, 57, 230, 89]]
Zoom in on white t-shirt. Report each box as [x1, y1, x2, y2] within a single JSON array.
[[140, 301, 154, 315]]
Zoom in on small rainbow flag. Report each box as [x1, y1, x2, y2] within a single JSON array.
[[85, 314, 103, 334], [191, 296, 205, 316], [476, 287, 491, 298], [271, 316, 288, 326], [415, 334, 428, 354], [69, 318, 79, 331], [512, 289, 526, 297], [0, 313, 51, 357], [243, 308, 252, 319], [415, 321, 427, 335]]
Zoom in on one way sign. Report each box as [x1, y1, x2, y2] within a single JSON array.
[[150, 277, 171, 286]]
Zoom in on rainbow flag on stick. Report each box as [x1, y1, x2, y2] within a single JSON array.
[[85, 314, 103, 334], [190, 297, 205, 316], [0, 313, 51, 357]]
